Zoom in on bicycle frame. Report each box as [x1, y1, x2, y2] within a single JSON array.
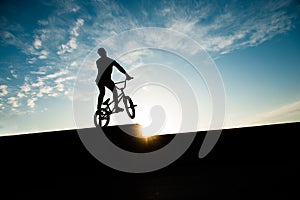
[[102, 80, 127, 114], [95, 79, 136, 127]]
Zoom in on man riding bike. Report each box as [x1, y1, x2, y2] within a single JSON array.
[[95, 48, 133, 113]]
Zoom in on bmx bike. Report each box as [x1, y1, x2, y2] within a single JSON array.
[[94, 79, 136, 127]]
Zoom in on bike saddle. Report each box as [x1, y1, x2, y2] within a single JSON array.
[[103, 98, 110, 105]]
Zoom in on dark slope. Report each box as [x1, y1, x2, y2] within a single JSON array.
[[0, 123, 299, 199]]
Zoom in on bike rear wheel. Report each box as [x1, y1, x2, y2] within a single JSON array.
[[94, 108, 110, 127], [123, 96, 135, 119]]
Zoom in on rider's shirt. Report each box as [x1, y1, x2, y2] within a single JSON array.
[[95, 56, 126, 84]]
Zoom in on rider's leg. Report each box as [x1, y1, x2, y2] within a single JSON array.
[[97, 84, 105, 111], [107, 80, 123, 111], [112, 88, 119, 107]]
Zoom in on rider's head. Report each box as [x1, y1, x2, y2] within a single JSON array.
[[98, 48, 107, 57]]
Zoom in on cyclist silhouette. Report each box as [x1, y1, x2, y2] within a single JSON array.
[[95, 48, 133, 113]]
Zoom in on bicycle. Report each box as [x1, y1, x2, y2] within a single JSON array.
[[94, 79, 137, 127]]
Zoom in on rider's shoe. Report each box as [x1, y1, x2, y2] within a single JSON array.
[[115, 107, 124, 113]]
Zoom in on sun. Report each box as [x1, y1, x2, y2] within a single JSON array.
[[130, 85, 182, 136]]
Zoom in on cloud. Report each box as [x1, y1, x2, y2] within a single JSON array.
[[17, 92, 25, 98], [242, 100, 300, 126], [70, 0, 298, 61], [8, 65, 18, 79], [54, 0, 81, 15], [54, 76, 76, 92], [0, 24, 50, 62], [45, 69, 68, 79], [156, 0, 298, 57], [27, 57, 37, 64], [27, 98, 37, 108], [29, 68, 75, 98], [30, 71, 46, 75], [31, 81, 44, 87], [70, 18, 84, 37], [2, 66, 77, 114], [48, 93, 58, 97], [38, 20, 49, 26], [15, 72, 66, 108], [54, 76, 76, 83], [20, 84, 31, 93], [29, 66, 51, 75], [33, 38, 42, 49], [37, 50, 49, 59], [57, 37, 77, 55], [0, 31, 23, 48], [35, 85, 57, 98], [2, 0, 296, 63], [57, 18, 84, 55], [118, 49, 155, 70], [10, 70, 18, 78], [39, 86, 53, 95], [0, 85, 8, 97], [7, 97, 20, 108], [70, 61, 77, 67]]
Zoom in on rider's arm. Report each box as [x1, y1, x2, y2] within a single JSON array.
[[112, 60, 126, 74], [113, 60, 133, 80]]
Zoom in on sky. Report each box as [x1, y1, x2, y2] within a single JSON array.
[[0, 0, 300, 136]]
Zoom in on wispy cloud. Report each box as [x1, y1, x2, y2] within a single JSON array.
[[30, 71, 46, 75], [0, 31, 24, 49], [20, 84, 31, 93], [9, 67, 18, 79], [33, 38, 42, 49], [0, 65, 76, 115], [155, 0, 298, 57], [44, 69, 68, 79], [0, 85, 8, 97], [27, 98, 37, 108], [57, 18, 84, 55], [241, 100, 300, 126], [70, 18, 84, 37], [1, 0, 298, 60], [7, 97, 20, 108]]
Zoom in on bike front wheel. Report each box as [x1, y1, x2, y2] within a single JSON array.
[[123, 96, 135, 119], [94, 108, 110, 127]]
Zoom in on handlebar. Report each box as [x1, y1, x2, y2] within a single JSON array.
[[115, 77, 133, 84], [114, 77, 133, 90], [114, 80, 126, 84]]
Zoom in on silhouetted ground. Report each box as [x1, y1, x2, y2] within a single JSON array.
[[0, 123, 299, 199], [102, 124, 176, 152]]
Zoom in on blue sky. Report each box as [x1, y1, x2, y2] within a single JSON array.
[[0, 0, 300, 135]]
